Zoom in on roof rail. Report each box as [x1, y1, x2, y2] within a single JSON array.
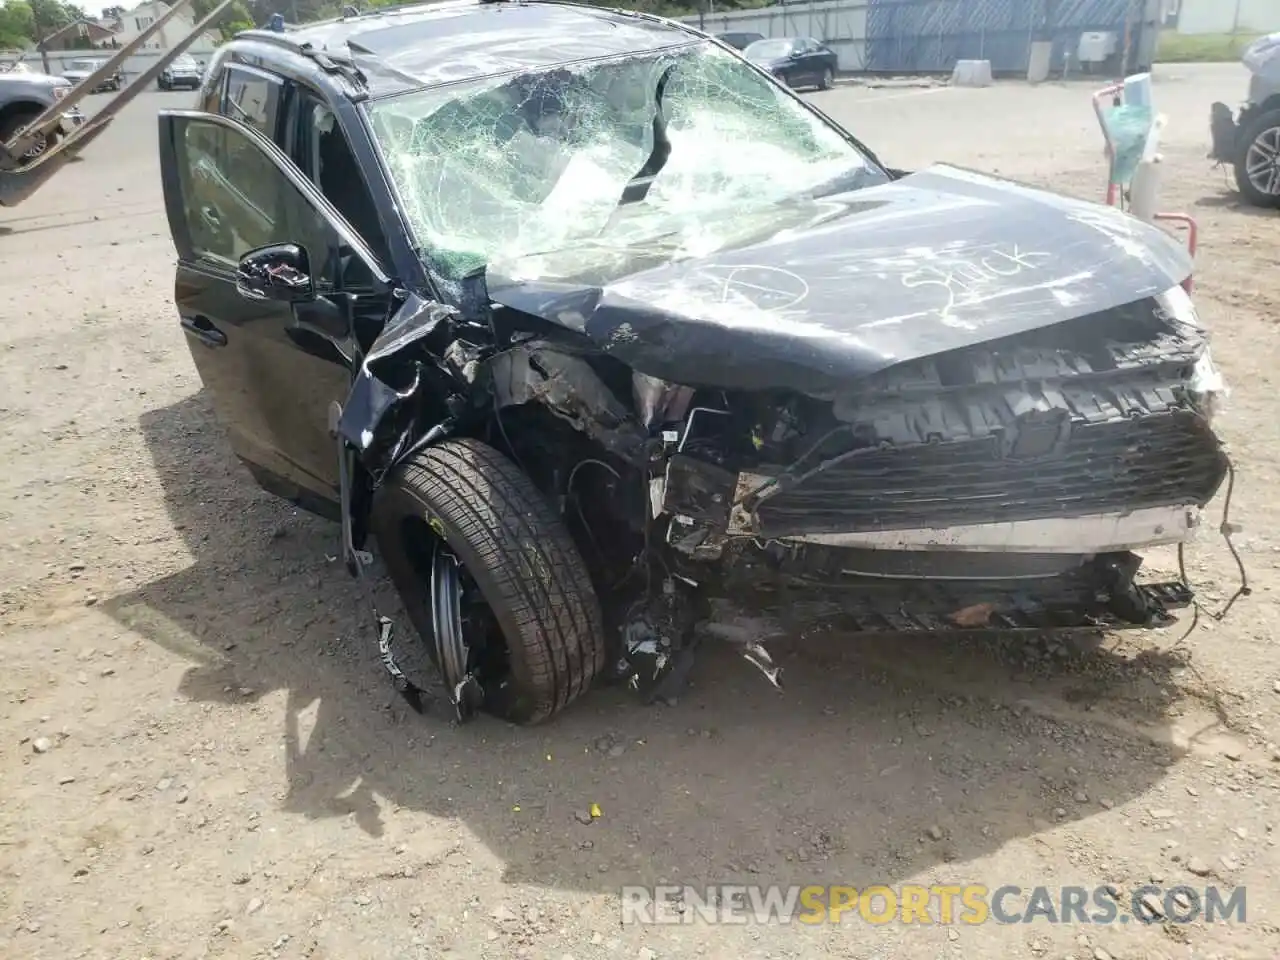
[[333, 0, 512, 19], [237, 27, 308, 48]]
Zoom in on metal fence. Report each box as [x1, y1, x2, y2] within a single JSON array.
[[686, 0, 1162, 75], [864, 0, 1157, 73]]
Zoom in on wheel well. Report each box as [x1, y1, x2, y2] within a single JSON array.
[[0, 100, 46, 140], [1241, 97, 1280, 133], [0, 100, 45, 128]]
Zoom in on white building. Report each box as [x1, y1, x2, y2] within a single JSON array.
[[109, 0, 220, 54], [1173, 0, 1280, 35]]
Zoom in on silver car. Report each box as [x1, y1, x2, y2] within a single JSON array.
[[62, 57, 122, 94], [1210, 32, 1280, 207], [0, 67, 85, 163]]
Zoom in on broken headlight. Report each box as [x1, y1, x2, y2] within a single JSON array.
[[1158, 284, 1229, 421]]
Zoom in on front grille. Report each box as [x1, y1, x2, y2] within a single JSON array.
[[755, 410, 1228, 537]]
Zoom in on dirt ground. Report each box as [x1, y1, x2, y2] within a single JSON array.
[[2, 62, 1279, 960]]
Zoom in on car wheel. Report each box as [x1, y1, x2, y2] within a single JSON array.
[[370, 438, 606, 724], [0, 112, 53, 164], [1233, 107, 1280, 208], [819, 66, 835, 90]]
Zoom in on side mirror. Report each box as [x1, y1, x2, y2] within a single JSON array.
[[236, 243, 316, 304]]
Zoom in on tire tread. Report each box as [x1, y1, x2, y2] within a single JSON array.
[[393, 439, 605, 723]]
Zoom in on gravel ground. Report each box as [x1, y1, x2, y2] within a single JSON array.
[[2, 64, 1279, 960]]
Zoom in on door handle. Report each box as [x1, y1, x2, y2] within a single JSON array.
[[181, 314, 227, 348]]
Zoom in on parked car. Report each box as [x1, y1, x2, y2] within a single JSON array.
[[158, 0, 1230, 726], [1210, 31, 1280, 207], [62, 57, 122, 93], [159, 54, 204, 91], [715, 31, 763, 51], [0, 66, 84, 164], [742, 36, 838, 90]]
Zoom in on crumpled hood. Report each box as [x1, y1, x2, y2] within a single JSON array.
[[487, 164, 1194, 398]]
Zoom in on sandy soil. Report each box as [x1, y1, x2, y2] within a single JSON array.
[[2, 63, 1278, 960]]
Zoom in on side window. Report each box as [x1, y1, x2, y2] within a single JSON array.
[[223, 65, 282, 139], [169, 116, 340, 288], [291, 92, 389, 263]]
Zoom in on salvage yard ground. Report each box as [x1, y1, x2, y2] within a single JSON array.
[[2, 62, 1279, 960]]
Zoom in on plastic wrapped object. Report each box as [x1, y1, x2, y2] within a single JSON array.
[[1102, 102, 1154, 188]]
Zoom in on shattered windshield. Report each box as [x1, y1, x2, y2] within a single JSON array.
[[365, 40, 881, 284]]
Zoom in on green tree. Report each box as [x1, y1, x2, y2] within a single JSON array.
[[193, 0, 257, 40], [0, 0, 36, 48], [27, 0, 69, 47]]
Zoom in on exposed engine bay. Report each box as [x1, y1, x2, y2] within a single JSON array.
[[337, 273, 1238, 714]]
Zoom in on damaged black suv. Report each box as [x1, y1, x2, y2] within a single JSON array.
[[160, 0, 1231, 725]]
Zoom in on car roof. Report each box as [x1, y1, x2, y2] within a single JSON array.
[[236, 0, 699, 97]]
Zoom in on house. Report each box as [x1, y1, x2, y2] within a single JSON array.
[[37, 17, 120, 51], [110, 0, 220, 54]]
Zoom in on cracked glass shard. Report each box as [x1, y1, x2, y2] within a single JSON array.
[[365, 41, 875, 284]]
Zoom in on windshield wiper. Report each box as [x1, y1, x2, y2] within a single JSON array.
[[615, 64, 675, 208]]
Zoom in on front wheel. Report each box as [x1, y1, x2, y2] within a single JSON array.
[[0, 111, 54, 164], [819, 66, 835, 90], [1233, 107, 1280, 208], [370, 438, 606, 725]]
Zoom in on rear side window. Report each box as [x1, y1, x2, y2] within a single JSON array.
[[223, 65, 283, 140]]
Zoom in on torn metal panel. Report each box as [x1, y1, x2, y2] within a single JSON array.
[[631, 372, 694, 430], [488, 342, 648, 461], [337, 291, 457, 460]]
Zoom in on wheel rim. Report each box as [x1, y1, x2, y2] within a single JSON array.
[[1245, 126, 1280, 196], [823, 68, 833, 87], [429, 539, 470, 690], [398, 515, 508, 713], [14, 125, 47, 161]]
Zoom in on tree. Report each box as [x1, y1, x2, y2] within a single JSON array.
[[0, 0, 36, 48], [192, 0, 254, 40], [28, 0, 69, 47]]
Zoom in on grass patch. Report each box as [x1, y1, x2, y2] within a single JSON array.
[[1156, 30, 1262, 63]]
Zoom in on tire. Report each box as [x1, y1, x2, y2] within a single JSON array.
[[819, 66, 835, 90], [370, 438, 606, 725], [1233, 107, 1280, 208], [0, 110, 53, 164]]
